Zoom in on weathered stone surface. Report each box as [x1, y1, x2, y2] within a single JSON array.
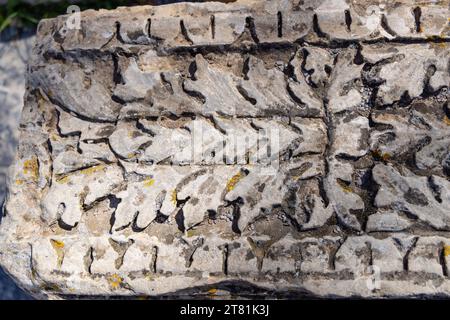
[[0, 0, 449, 299], [373, 164, 450, 230], [366, 211, 412, 232]]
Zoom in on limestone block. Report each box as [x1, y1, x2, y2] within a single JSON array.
[[0, 0, 449, 299]]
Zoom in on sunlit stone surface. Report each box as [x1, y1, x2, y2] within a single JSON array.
[[0, 0, 449, 299]]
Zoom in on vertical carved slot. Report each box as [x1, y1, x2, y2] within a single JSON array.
[[115, 21, 123, 42], [210, 15, 216, 39], [344, 10, 352, 32], [245, 16, 260, 43], [440, 243, 448, 277], [413, 7, 422, 33], [312, 14, 326, 38], [277, 11, 283, 38], [180, 19, 193, 44], [380, 14, 397, 37], [147, 18, 152, 37]]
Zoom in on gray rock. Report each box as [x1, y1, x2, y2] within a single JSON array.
[[366, 211, 412, 232], [362, 43, 449, 105], [0, 0, 449, 299], [0, 30, 35, 300], [373, 164, 450, 230]]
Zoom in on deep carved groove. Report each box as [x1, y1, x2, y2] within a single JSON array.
[[413, 7, 422, 33], [277, 11, 283, 38], [180, 19, 194, 45], [312, 14, 327, 38], [380, 14, 397, 37], [245, 16, 260, 44], [210, 15, 216, 39], [344, 10, 352, 32]]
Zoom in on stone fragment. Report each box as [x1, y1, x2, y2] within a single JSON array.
[[1, 0, 450, 300]]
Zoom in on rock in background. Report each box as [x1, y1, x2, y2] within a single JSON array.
[[0, 29, 35, 300]]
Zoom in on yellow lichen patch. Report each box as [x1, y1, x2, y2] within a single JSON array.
[[444, 116, 450, 126], [31, 268, 37, 280], [381, 152, 391, 161], [341, 185, 353, 193], [15, 179, 25, 185], [143, 178, 155, 188], [79, 165, 106, 176], [171, 189, 177, 205], [444, 245, 450, 257], [23, 157, 39, 181], [50, 239, 65, 268], [208, 288, 218, 296], [50, 134, 61, 141], [127, 152, 137, 159], [226, 172, 242, 192], [108, 274, 123, 289], [337, 180, 353, 193], [56, 165, 106, 183], [186, 229, 197, 238], [56, 175, 71, 184], [372, 149, 391, 162], [40, 283, 61, 292], [51, 239, 65, 249], [427, 35, 447, 49]]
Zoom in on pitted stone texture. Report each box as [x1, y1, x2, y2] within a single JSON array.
[[0, 0, 449, 299]]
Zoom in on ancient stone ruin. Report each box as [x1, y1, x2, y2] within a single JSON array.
[[0, 0, 449, 299]]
